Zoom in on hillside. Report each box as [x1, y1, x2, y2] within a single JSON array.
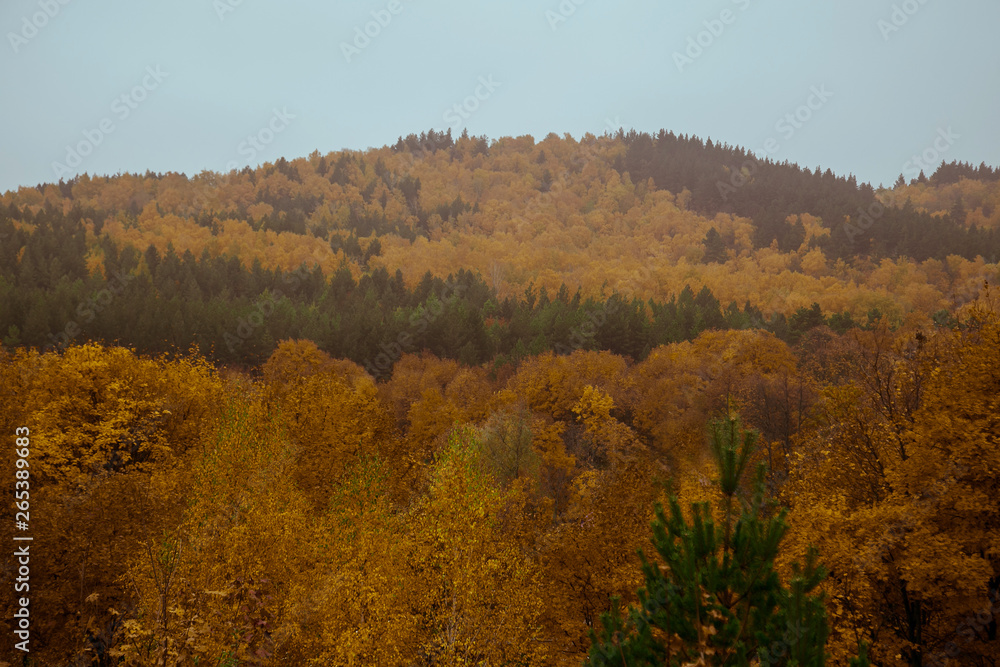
[[1, 130, 997, 367], [3, 131, 1000, 665]]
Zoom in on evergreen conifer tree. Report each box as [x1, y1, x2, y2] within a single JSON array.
[[587, 415, 869, 666], [703, 227, 727, 263]]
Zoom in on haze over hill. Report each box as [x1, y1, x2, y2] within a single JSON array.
[[4, 3, 1000, 666], [2, 1, 999, 192]]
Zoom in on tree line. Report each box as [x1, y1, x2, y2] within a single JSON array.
[[1, 204, 890, 371]]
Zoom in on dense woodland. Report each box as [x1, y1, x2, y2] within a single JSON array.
[[1, 131, 999, 666], [0, 201, 880, 369]]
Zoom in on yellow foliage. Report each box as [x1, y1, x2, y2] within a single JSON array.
[[782, 293, 1000, 665]]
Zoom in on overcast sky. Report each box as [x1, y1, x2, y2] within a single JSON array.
[[1, 0, 998, 193]]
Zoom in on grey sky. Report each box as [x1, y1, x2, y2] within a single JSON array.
[[1, 0, 997, 193]]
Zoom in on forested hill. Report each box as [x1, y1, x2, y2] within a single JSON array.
[[3, 131, 1000, 667], [617, 129, 1000, 258], [1, 129, 997, 366]]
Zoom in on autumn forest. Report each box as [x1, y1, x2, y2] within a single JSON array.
[[2, 129, 999, 666]]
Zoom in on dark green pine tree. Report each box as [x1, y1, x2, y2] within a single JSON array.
[[949, 197, 967, 226], [703, 227, 727, 263], [788, 302, 825, 344], [586, 415, 869, 666]]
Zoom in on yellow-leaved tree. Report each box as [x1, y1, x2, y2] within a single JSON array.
[[781, 289, 1000, 666], [263, 342, 395, 510], [0, 344, 222, 665], [117, 394, 313, 666], [285, 426, 548, 666]]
